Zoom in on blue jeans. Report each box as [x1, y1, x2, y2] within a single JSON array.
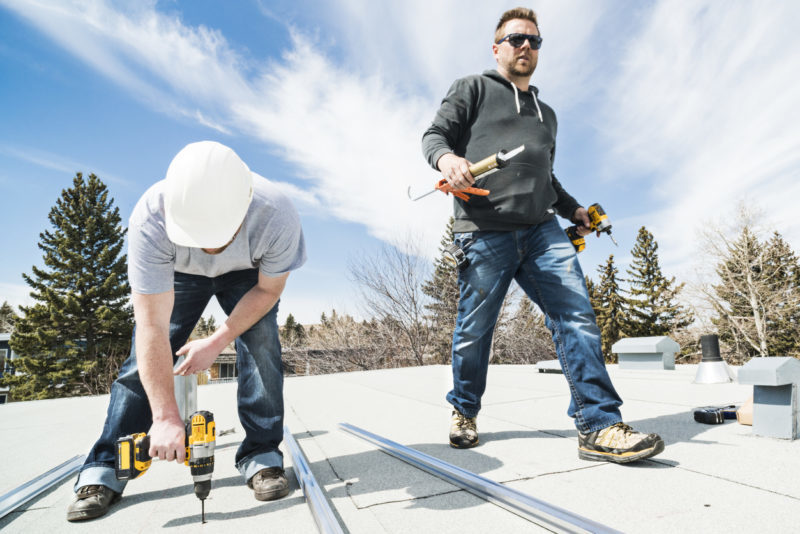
[[448, 217, 622, 433], [76, 269, 284, 493]]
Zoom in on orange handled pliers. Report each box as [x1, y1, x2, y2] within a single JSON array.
[[434, 179, 490, 201]]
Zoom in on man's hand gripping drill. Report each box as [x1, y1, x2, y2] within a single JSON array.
[[115, 410, 216, 523]]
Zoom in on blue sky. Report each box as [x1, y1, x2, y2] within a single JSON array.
[[1, 0, 799, 325]]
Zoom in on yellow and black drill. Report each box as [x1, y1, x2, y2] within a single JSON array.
[[566, 203, 618, 253], [115, 410, 216, 523]]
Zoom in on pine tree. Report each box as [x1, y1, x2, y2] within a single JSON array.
[[190, 315, 219, 340], [585, 276, 601, 320], [281, 313, 306, 348], [595, 255, 627, 363], [624, 227, 693, 337], [709, 226, 768, 360], [0, 301, 17, 332], [204, 315, 217, 335], [3, 173, 132, 400], [421, 217, 459, 364], [762, 232, 800, 357], [190, 317, 208, 340]]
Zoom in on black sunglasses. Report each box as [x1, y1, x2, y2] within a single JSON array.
[[496, 33, 542, 49]]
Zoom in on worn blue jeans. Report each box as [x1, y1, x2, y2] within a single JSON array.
[[76, 269, 284, 493], [448, 217, 623, 433]]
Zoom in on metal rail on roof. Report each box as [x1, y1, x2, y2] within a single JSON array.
[[0, 454, 86, 520], [283, 426, 345, 534], [339, 423, 621, 534]]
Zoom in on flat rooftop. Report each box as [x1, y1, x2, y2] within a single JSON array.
[[2, 364, 799, 533]]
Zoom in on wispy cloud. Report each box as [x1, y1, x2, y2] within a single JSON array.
[[0, 0, 607, 254], [3, 0, 798, 275], [0, 143, 132, 186], [601, 1, 800, 276]]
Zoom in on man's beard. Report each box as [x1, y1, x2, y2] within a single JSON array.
[[509, 58, 536, 77]]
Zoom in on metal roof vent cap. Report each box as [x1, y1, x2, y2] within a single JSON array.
[[694, 334, 734, 384]]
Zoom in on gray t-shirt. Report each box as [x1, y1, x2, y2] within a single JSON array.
[[128, 174, 306, 294]]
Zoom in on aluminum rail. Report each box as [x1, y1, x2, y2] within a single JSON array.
[[339, 423, 621, 534], [283, 426, 344, 534], [0, 454, 86, 520]]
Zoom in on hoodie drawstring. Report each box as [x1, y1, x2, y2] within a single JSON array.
[[531, 89, 543, 122], [510, 81, 543, 122]]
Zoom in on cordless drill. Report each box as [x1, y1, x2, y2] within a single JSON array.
[[566, 203, 618, 253], [115, 410, 216, 523]]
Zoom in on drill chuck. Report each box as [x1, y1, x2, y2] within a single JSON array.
[[194, 479, 211, 501], [588, 203, 618, 246]]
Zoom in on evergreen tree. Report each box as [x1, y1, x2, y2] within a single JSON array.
[[585, 276, 601, 320], [624, 227, 693, 337], [421, 217, 459, 364], [189, 315, 219, 340], [762, 232, 800, 357], [281, 313, 306, 348], [190, 317, 207, 340], [595, 255, 627, 362], [204, 315, 217, 335], [709, 226, 768, 360], [0, 301, 17, 332], [3, 173, 132, 400], [420, 217, 458, 362]]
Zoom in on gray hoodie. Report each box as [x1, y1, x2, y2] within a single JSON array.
[[422, 69, 580, 233]]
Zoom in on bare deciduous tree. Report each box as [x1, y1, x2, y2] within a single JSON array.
[[348, 239, 432, 365], [694, 206, 800, 361]]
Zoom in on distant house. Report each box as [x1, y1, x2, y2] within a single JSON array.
[[0, 333, 17, 404], [209, 342, 237, 382]]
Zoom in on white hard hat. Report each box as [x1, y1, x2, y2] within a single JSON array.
[[164, 141, 253, 248]]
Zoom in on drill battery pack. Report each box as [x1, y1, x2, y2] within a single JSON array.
[[693, 405, 738, 425], [116, 433, 152, 480]]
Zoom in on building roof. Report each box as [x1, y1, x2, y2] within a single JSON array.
[[1, 364, 798, 532]]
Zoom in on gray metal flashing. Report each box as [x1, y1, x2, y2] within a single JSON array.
[[0, 454, 85, 520], [284, 426, 345, 534], [339, 422, 621, 534]]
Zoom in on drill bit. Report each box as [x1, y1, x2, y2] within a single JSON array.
[[201, 499, 206, 524]]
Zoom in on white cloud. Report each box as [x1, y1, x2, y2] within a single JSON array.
[[0, 143, 132, 186], [0, 0, 612, 256], [5, 0, 798, 281], [254, 172, 320, 208], [313, 0, 609, 106], [601, 1, 800, 277]]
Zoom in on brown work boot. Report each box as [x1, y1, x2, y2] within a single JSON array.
[[66, 485, 121, 522], [578, 422, 665, 464], [449, 409, 479, 449], [248, 467, 290, 501]]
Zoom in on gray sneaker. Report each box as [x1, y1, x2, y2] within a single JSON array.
[[248, 467, 290, 501], [449, 409, 479, 449], [66, 485, 121, 522], [578, 422, 665, 463]]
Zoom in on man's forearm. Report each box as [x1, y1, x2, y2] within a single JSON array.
[[207, 283, 281, 351], [136, 326, 181, 421]]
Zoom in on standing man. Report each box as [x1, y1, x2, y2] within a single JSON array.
[[422, 7, 664, 463], [67, 141, 306, 521]]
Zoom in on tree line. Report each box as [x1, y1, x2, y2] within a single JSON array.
[[2, 174, 798, 400]]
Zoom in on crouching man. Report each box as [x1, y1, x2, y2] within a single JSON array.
[[68, 141, 306, 521]]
